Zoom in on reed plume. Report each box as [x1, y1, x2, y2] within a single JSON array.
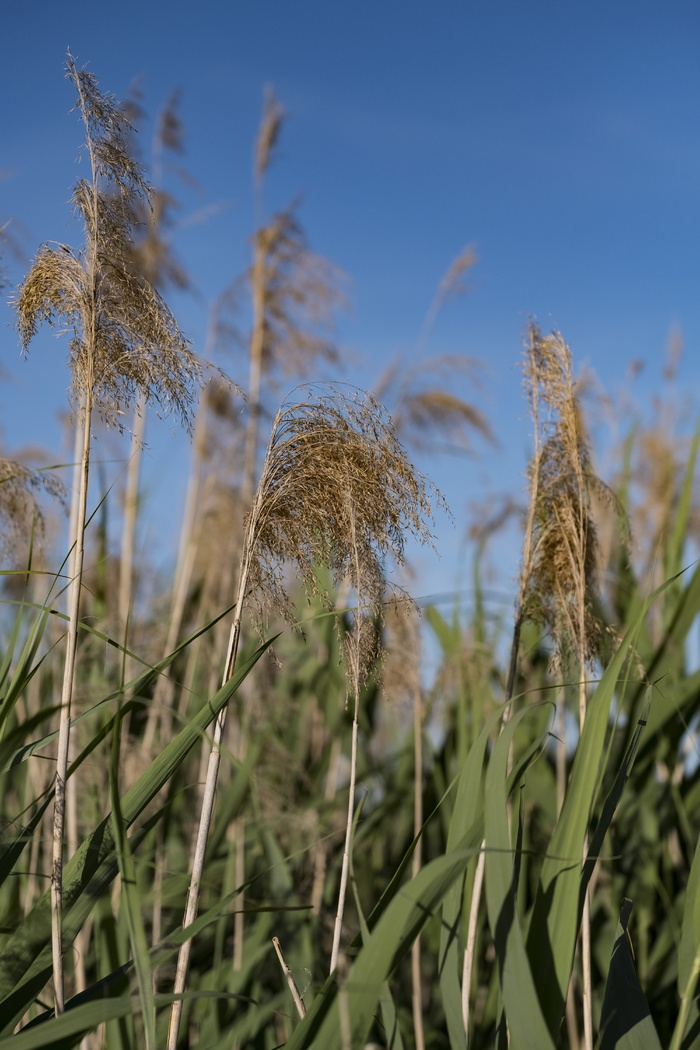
[[519, 323, 603, 676], [15, 52, 201, 1015], [0, 458, 65, 564]]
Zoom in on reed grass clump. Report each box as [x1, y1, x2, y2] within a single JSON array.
[[3, 54, 700, 1050], [167, 383, 439, 1045]]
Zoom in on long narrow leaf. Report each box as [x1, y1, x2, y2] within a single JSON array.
[[286, 845, 482, 1050], [527, 578, 674, 1038], [599, 900, 662, 1050]]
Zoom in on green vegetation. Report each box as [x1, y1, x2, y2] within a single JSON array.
[[1, 56, 699, 1049]]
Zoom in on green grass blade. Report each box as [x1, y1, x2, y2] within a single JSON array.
[[0, 638, 274, 1032], [581, 688, 653, 898], [0, 994, 138, 1050], [670, 831, 700, 1050], [439, 702, 501, 1050], [484, 706, 557, 1050], [0, 603, 53, 736], [527, 579, 673, 1038], [109, 706, 156, 1050], [348, 797, 406, 1050], [599, 900, 662, 1050], [0, 604, 236, 775], [0, 792, 53, 893], [286, 845, 482, 1050]]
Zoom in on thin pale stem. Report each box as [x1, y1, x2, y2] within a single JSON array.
[[411, 680, 425, 1050], [232, 814, 246, 970], [329, 691, 359, 975], [167, 699, 229, 1049], [556, 687, 567, 813], [243, 233, 266, 509], [144, 387, 209, 752], [462, 849, 486, 1043], [330, 510, 363, 976], [52, 389, 92, 1013], [167, 610, 243, 1050], [119, 394, 146, 677], [579, 670, 593, 1050], [463, 614, 521, 1039], [273, 936, 307, 1019], [581, 889, 593, 1050]]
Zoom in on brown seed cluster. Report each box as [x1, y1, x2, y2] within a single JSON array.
[[14, 54, 201, 433], [242, 385, 440, 680], [520, 323, 609, 673]]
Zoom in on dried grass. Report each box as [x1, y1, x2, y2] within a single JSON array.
[[0, 458, 65, 564], [15, 54, 202, 434], [520, 323, 611, 674], [244, 384, 440, 676]]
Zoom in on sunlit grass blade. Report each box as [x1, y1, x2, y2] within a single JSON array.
[[0, 600, 53, 738], [581, 688, 653, 897], [286, 843, 482, 1049], [347, 797, 406, 1050], [527, 578, 674, 1039], [439, 702, 500, 1049]]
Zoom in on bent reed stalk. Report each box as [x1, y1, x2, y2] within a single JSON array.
[[167, 383, 437, 1048]]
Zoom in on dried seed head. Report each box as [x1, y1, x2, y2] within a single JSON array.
[[247, 206, 347, 381], [254, 86, 285, 184], [242, 384, 441, 682], [520, 324, 611, 673], [0, 458, 66, 564], [375, 353, 493, 455], [14, 54, 202, 433]]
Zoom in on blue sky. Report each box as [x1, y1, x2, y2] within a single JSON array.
[[2, 2, 700, 611]]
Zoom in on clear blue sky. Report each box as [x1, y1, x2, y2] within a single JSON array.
[[3, 1, 700, 610]]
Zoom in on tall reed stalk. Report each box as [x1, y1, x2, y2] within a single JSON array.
[[520, 325, 604, 1049], [15, 54, 200, 1012]]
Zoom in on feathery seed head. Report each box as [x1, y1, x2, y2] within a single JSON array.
[[520, 323, 605, 672], [14, 55, 203, 432], [254, 86, 285, 184], [241, 384, 441, 680], [0, 458, 66, 565]]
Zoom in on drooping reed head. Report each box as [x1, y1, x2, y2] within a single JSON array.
[[248, 207, 347, 382], [14, 54, 202, 433], [242, 384, 440, 680], [0, 459, 65, 569]]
